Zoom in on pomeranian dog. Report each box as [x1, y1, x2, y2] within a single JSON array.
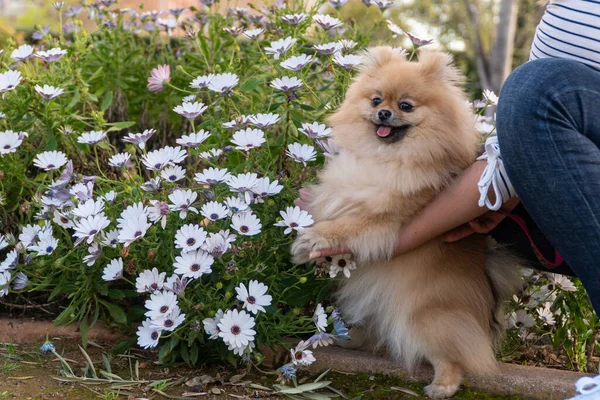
[[291, 47, 519, 398]]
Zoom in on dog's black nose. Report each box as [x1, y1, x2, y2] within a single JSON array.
[[378, 109, 392, 120]]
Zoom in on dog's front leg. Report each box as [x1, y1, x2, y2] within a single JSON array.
[[291, 216, 399, 264]]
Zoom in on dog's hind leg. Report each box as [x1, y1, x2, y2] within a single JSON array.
[[424, 360, 463, 399]]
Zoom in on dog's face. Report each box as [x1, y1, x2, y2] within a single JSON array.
[[328, 47, 478, 170]]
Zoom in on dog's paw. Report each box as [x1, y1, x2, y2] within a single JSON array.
[[291, 228, 333, 264], [424, 383, 460, 399]]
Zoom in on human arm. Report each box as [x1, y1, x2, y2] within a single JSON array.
[[304, 160, 520, 259]]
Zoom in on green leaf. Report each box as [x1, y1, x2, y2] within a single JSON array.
[[67, 90, 81, 110], [101, 91, 113, 112], [105, 121, 136, 131], [99, 300, 127, 324], [276, 381, 331, 394], [45, 134, 57, 151], [239, 79, 262, 92], [88, 66, 105, 81], [79, 318, 89, 348]]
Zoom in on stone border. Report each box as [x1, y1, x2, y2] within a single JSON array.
[[0, 318, 123, 344], [308, 347, 588, 399]]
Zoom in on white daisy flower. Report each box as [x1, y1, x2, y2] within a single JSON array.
[[224, 196, 249, 214], [313, 14, 343, 30], [73, 198, 105, 218], [271, 76, 303, 92], [160, 165, 186, 182], [164, 145, 187, 164], [13, 272, 28, 291], [386, 19, 403, 36], [290, 341, 316, 366], [251, 177, 283, 202], [11, 44, 34, 62], [145, 290, 178, 320], [118, 213, 151, 247], [281, 54, 313, 71], [34, 151, 68, 171], [101, 229, 120, 248], [147, 200, 170, 229], [280, 13, 308, 25], [141, 148, 171, 171], [102, 258, 123, 281], [150, 306, 186, 332], [243, 28, 264, 39], [0, 271, 10, 297], [227, 173, 259, 203], [236, 280, 272, 314], [508, 310, 535, 329], [286, 143, 317, 166], [141, 177, 162, 192], [35, 47, 67, 62], [314, 303, 327, 332], [339, 40, 357, 51], [274, 206, 314, 234], [70, 182, 94, 201], [182, 94, 197, 103], [248, 113, 279, 129], [199, 148, 223, 160], [264, 37, 297, 60], [536, 303, 556, 325], [483, 89, 499, 106], [0, 70, 22, 93], [299, 122, 332, 139], [223, 25, 244, 36], [163, 274, 189, 296], [194, 167, 231, 186], [116, 201, 148, 228], [0, 235, 8, 251], [207, 73, 239, 94], [168, 189, 198, 219], [329, 0, 347, 7], [328, 254, 356, 278], [231, 128, 265, 151], [136, 267, 166, 293], [317, 138, 340, 157], [28, 228, 58, 256], [137, 319, 162, 349], [190, 74, 214, 89], [230, 212, 262, 236], [122, 128, 155, 150], [550, 274, 577, 292], [223, 115, 252, 130], [333, 53, 363, 69], [35, 85, 64, 101], [104, 191, 116, 205], [174, 223, 207, 253], [173, 249, 214, 279], [218, 309, 256, 349], [203, 309, 224, 340], [73, 214, 110, 245], [201, 230, 236, 257], [200, 201, 230, 221], [173, 101, 208, 120], [313, 42, 343, 55], [176, 130, 210, 148], [371, 0, 394, 9], [18, 224, 41, 248], [108, 152, 131, 168], [405, 31, 434, 47], [0, 130, 26, 155], [0, 249, 18, 272], [78, 130, 107, 145]]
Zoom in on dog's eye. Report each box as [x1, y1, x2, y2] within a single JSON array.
[[372, 97, 382, 106], [399, 102, 413, 112]]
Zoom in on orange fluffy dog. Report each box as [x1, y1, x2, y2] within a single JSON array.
[[292, 47, 519, 398]]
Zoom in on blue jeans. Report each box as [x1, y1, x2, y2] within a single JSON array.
[[496, 58, 600, 314]]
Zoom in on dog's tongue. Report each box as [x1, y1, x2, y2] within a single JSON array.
[[377, 125, 392, 138]]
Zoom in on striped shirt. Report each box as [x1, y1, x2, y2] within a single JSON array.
[[530, 0, 600, 70]]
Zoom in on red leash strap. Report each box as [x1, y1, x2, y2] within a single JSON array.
[[499, 211, 564, 268]]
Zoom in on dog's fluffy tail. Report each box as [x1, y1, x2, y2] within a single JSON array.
[[485, 238, 523, 341]]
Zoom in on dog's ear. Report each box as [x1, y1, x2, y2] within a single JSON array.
[[418, 51, 464, 86], [359, 46, 406, 74]]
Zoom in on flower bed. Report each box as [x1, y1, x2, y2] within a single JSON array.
[[0, 0, 597, 379]]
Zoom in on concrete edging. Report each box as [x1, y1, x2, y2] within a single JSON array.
[[308, 346, 588, 399]]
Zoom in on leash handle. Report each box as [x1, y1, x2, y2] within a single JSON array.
[[499, 211, 564, 268]]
